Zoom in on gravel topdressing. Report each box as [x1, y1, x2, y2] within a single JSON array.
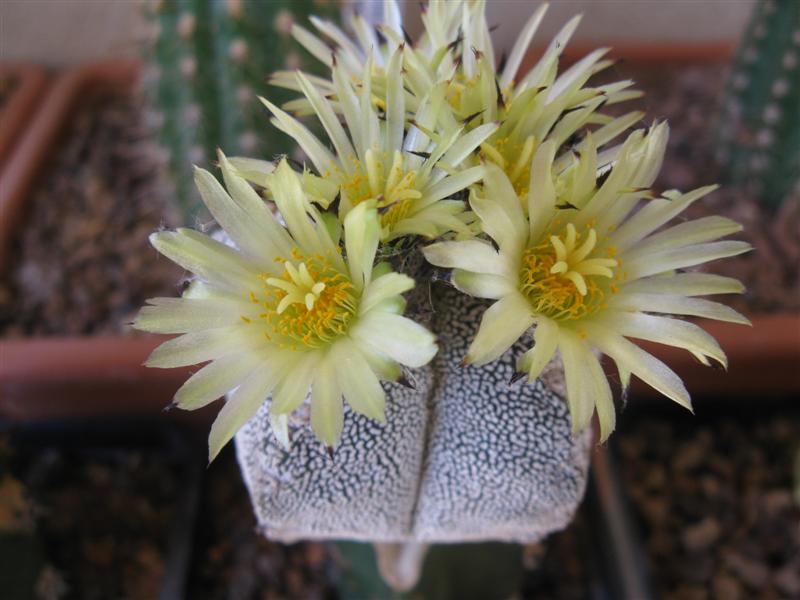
[[616, 411, 800, 600], [0, 91, 181, 337]]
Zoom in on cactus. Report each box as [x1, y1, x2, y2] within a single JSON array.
[[716, 0, 800, 211], [143, 0, 341, 219]]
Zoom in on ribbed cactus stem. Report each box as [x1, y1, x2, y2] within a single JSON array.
[[716, 0, 800, 211], [143, 0, 340, 219]]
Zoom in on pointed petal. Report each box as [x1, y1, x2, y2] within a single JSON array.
[[350, 312, 437, 368], [270, 351, 318, 414], [611, 293, 751, 325], [310, 357, 344, 446], [623, 241, 752, 280], [174, 353, 260, 410], [599, 311, 727, 368], [452, 270, 515, 300], [344, 202, 380, 290], [587, 324, 692, 411], [135, 297, 243, 334], [501, 2, 548, 87], [518, 317, 559, 381], [360, 272, 415, 315], [622, 272, 745, 297], [260, 97, 335, 173], [150, 229, 259, 291], [423, 239, 510, 277], [145, 328, 251, 369], [208, 363, 283, 461], [335, 339, 387, 422], [467, 292, 535, 365], [558, 329, 601, 434]]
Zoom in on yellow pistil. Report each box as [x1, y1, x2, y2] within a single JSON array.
[[480, 135, 536, 197], [338, 150, 422, 231], [256, 252, 357, 349], [519, 223, 618, 321]]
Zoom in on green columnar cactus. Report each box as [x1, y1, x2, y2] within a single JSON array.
[[716, 0, 800, 211], [143, 0, 340, 219]]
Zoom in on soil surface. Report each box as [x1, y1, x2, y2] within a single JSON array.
[[187, 444, 342, 600], [3, 428, 189, 600], [616, 410, 800, 600], [0, 91, 181, 337]]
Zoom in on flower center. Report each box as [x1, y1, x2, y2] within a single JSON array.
[[480, 134, 536, 197], [252, 251, 357, 349], [336, 150, 422, 231], [519, 223, 619, 321]]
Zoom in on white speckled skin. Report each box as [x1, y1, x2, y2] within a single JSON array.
[[235, 274, 591, 543]]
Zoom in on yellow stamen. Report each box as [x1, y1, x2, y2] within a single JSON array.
[[519, 224, 618, 321], [255, 251, 356, 349]]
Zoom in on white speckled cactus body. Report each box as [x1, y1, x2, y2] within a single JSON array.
[[236, 260, 591, 542], [716, 0, 800, 210]]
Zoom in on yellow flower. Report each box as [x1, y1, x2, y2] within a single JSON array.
[[135, 157, 436, 460], [424, 124, 750, 441], [262, 52, 496, 241]]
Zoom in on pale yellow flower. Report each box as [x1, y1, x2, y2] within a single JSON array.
[[136, 157, 436, 460], [424, 124, 750, 440], [262, 53, 496, 241]]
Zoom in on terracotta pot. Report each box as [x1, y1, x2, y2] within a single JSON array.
[[0, 64, 48, 169], [0, 61, 211, 423], [629, 314, 800, 400]]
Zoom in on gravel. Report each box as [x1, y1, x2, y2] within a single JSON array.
[[5, 430, 189, 600], [616, 412, 800, 600], [0, 91, 181, 337]]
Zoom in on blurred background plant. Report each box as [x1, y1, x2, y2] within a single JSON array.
[[715, 0, 800, 212], [142, 0, 341, 220]]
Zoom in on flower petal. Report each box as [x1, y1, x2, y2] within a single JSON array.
[[621, 272, 744, 297], [622, 241, 752, 280], [208, 363, 284, 461], [150, 229, 259, 291], [310, 356, 344, 446], [335, 339, 387, 422], [145, 328, 252, 369], [599, 311, 727, 368], [270, 351, 319, 414], [518, 317, 559, 381], [134, 297, 243, 334], [500, 2, 548, 87], [586, 324, 692, 412], [611, 293, 751, 325], [466, 292, 534, 365], [558, 329, 603, 434], [474, 164, 527, 255], [452, 270, 515, 300], [528, 140, 557, 242], [423, 239, 510, 277], [260, 96, 335, 173], [344, 202, 380, 290], [629, 216, 742, 256], [350, 312, 437, 368], [360, 272, 415, 315], [174, 353, 261, 410]]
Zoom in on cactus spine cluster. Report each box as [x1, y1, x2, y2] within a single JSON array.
[[716, 0, 800, 211], [144, 0, 340, 218]]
